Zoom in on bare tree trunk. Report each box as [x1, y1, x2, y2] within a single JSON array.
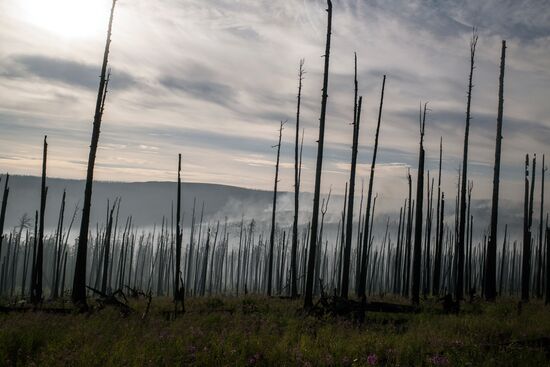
[[101, 200, 116, 294], [304, 0, 332, 309], [412, 104, 427, 306], [545, 222, 549, 305], [485, 40, 506, 301], [342, 60, 364, 297], [72, 0, 117, 309], [433, 138, 443, 295], [31, 136, 47, 305], [523, 155, 537, 301], [522, 155, 532, 302], [268, 121, 284, 296], [291, 59, 305, 298], [456, 29, 478, 303], [52, 190, 66, 299], [536, 155, 546, 297], [498, 225, 508, 295], [174, 154, 184, 312], [403, 171, 413, 297], [358, 75, 387, 298], [0, 174, 9, 258]]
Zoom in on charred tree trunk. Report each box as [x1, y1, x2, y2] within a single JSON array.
[[174, 154, 184, 312], [456, 29, 478, 302], [403, 170, 413, 297], [101, 201, 116, 294], [291, 59, 305, 298], [52, 190, 66, 299], [521, 154, 535, 302], [358, 75, 387, 298], [485, 40, 506, 301], [72, 0, 117, 309], [304, 0, 332, 310], [31, 136, 47, 305], [342, 66, 363, 298], [545, 224, 549, 305], [536, 155, 545, 298], [498, 225, 508, 296], [268, 121, 284, 296], [0, 174, 9, 258], [433, 138, 443, 295], [412, 104, 427, 306]]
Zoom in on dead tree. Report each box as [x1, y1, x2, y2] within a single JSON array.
[[101, 200, 117, 294], [268, 121, 284, 296], [485, 40, 506, 301], [31, 136, 47, 305], [403, 170, 413, 297], [535, 155, 546, 298], [174, 154, 184, 313], [0, 174, 9, 258], [545, 223, 549, 305], [521, 154, 536, 302], [358, 75, 387, 298], [72, 0, 117, 309], [291, 59, 305, 298], [304, 0, 332, 310], [498, 225, 508, 295], [456, 29, 478, 302], [433, 138, 443, 295], [412, 104, 427, 306], [52, 190, 66, 299], [342, 56, 363, 298]]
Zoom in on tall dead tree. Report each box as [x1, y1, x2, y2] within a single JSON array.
[[304, 0, 332, 310], [433, 138, 443, 295], [268, 121, 284, 296], [403, 169, 413, 296], [545, 223, 549, 305], [456, 29, 478, 302], [523, 155, 536, 301], [412, 104, 427, 306], [358, 75, 387, 298], [31, 136, 47, 305], [521, 155, 533, 302], [485, 40, 506, 301], [341, 54, 362, 298], [0, 174, 9, 258], [291, 59, 305, 298], [174, 154, 184, 312], [72, 0, 117, 308], [535, 155, 545, 297]]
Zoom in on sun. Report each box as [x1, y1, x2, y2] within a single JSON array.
[[17, 0, 111, 39]]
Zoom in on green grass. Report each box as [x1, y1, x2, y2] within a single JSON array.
[[1, 297, 549, 366]]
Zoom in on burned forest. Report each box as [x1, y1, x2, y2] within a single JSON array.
[[1, 0, 549, 366]]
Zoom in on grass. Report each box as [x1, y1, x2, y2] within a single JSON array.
[[1, 296, 549, 366]]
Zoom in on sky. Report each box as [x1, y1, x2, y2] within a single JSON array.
[[0, 0, 549, 212]]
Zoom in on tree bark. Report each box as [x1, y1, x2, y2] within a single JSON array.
[[358, 75, 387, 298], [304, 0, 332, 309], [268, 121, 284, 296], [412, 104, 427, 305], [72, 0, 117, 308], [456, 29, 478, 302], [485, 40, 506, 301]]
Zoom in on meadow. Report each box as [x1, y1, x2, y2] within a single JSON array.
[[1, 296, 549, 366]]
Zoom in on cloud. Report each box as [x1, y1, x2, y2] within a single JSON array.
[[159, 76, 236, 106], [3, 54, 136, 90]]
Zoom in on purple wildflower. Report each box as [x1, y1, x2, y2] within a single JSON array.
[[367, 353, 378, 365]]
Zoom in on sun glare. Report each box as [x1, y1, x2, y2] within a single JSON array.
[[18, 0, 111, 39]]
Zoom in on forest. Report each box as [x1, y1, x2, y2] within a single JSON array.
[[1, 0, 549, 366]]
